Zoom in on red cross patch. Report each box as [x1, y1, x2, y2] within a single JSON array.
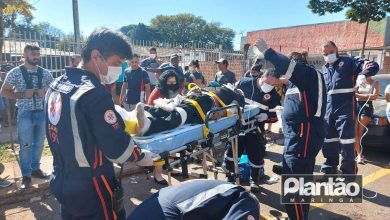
[[104, 110, 117, 125]]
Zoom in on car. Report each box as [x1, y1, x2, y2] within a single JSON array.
[[361, 74, 390, 151]]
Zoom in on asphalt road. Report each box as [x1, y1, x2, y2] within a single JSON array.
[[1, 141, 389, 220]]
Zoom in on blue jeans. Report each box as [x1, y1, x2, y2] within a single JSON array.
[[17, 109, 46, 177]]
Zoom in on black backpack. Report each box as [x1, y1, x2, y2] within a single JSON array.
[[19, 65, 44, 89]]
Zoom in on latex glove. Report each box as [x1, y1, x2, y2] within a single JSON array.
[[356, 75, 367, 87], [256, 113, 268, 122], [136, 149, 157, 167]]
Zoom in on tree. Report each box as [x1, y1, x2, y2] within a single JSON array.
[[149, 13, 235, 50], [309, 0, 390, 56], [0, 0, 34, 60], [120, 23, 161, 42]]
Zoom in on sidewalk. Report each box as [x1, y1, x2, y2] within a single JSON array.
[[0, 156, 143, 206]]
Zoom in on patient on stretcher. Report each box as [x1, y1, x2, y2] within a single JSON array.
[[116, 85, 245, 136]]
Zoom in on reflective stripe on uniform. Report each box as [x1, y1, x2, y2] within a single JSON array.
[[285, 87, 301, 101], [324, 137, 355, 144], [108, 139, 135, 164], [314, 71, 323, 117], [324, 138, 339, 143], [281, 60, 297, 80], [327, 88, 355, 95], [70, 82, 95, 167], [248, 160, 264, 168], [340, 138, 355, 144], [176, 183, 239, 214], [244, 98, 269, 111]]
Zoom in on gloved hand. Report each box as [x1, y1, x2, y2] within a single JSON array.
[[135, 149, 157, 167], [256, 113, 268, 122], [356, 75, 367, 87]]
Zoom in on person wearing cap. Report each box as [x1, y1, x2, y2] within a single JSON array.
[[263, 48, 327, 220], [127, 179, 260, 220], [145, 54, 185, 92], [43, 28, 154, 219], [215, 58, 236, 85], [244, 58, 263, 77], [320, 41, 379, 175]]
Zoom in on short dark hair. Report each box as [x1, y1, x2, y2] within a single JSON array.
[[81, 27, 132, 62], [71, 55, 81, 62], [24, 44, 40, 53], [131, 53, 140, 59], [149, 47, 156, 52]]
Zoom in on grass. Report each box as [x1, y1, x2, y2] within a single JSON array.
[[0, 139, 52, 163]]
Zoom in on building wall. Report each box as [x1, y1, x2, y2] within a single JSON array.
[[246, 18, 388, 56], [199, 60, 244, 84]]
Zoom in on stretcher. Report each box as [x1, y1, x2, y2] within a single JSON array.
[[133, 104, 261, 184]]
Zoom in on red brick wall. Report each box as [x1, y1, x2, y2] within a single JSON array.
[[199, 60, 244, 84], [380, 56, 390, 74], [247, 21, 386, 56]]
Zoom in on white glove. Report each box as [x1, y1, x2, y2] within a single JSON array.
[[154, 98, 177, 112], [256, 113, 268, 122], [135, 149, 157, 167], [356, 75, 367, 87]]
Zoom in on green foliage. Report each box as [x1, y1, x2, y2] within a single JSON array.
[[0, 0, 35, 31], [120, 23, 162, 42], [308, 0, 390, 23], [120, 13, 235, 50]]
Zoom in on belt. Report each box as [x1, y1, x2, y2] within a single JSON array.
[[327, 88, 355, 95]]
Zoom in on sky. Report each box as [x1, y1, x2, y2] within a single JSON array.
[[29, 0, 348, 50]]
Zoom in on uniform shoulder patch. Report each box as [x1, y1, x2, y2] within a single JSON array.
[[104, 110, 117, 124], [48, 91, 62, 125]]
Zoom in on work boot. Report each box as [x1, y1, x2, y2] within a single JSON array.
[[31, 169, 50, 179], [20, 176, 31, 189], [320, 166, 338, 175]]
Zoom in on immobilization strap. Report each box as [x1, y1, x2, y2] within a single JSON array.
[[186, 99, 209, 137], [207, 91, 231, 117]]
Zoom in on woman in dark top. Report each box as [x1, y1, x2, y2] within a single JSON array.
[[185, 60, 205, 88]]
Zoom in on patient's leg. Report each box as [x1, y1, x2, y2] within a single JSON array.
[[136, 105, 187, 136]]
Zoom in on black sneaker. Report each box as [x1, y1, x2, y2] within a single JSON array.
[[20, 176, 31, 189], [250, 180, 260, 193], [31, 169, 50, 179]]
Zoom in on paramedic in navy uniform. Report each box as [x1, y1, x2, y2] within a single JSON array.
[[263, 48, 327, 220], [45, 28, 154, 220], [320, 41, 379, 175]]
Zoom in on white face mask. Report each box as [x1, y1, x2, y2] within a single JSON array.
[[100, 66, 122, 84], [150, 54, 156, 59], [260, 82, 274, 93], [323, 53, 338, 64]]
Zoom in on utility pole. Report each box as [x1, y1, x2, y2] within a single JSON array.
[[72, 0, 81, 53]]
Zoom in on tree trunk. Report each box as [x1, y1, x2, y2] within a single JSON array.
[[361, 19, 370, 57]]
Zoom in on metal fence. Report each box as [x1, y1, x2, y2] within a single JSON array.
[[0, 32, 248, 80]]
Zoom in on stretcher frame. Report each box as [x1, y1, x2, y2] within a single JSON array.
[[145, 104, 261, 185]]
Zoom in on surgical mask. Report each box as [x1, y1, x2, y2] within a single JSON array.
[[260, 82, 274, 93], [150, 54, 156, 59], [166, 83, 179, 91], [323, 53, 338, 64], [101, 66, 122, 84]]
